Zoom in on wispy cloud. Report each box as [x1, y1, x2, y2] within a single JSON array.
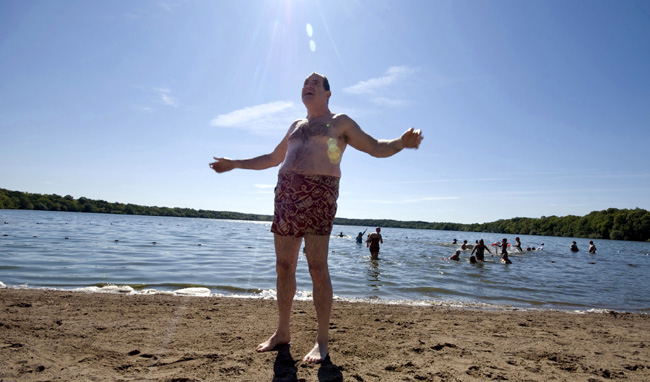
[[386, 177, 510, 185], [211, 101, 300, 133], [343, 65, 417, 95], [154, 87, 178, 107], [131, 105, 154, 113], [249, 184, 275, 195], [158, 1, 183, 11], [385, 171, 650, 186], [371, 97, 409, 107], [368, 196, 460, 204]]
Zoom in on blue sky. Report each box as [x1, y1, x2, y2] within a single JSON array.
[[1, 0, 649, 224]]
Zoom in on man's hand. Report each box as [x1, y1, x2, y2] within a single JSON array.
[[401, 128, 424, 149], [209, 157, 235, 173]]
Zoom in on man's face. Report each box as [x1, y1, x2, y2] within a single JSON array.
[[302, 74, 330, 105]]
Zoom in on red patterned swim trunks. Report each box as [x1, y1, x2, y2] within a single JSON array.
[[271, 172, 340, 237]]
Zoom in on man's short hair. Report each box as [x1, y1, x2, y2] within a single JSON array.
[[308, 72, 330, 91], [322, 76, 330, 91]]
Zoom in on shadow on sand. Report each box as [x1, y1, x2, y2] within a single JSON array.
[[272, 345, 343, 382]]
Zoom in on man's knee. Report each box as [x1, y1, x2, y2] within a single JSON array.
[[307, 261, 330, 282], [276, 258, 297, 276]]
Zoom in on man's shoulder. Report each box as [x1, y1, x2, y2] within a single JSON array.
[[332, 113, 359, 130], [332, 113, 352, 122], [286, 118, 307, 132]]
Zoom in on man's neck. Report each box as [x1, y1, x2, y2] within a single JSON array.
[[305, 104, 331, 120]]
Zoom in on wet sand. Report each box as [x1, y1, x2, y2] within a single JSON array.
[[1, 288, 649, 381]]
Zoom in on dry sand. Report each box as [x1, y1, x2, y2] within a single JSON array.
[[1, 288, 649, 381]]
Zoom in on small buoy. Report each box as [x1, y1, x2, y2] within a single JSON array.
[[65, 237, 69, 240], [197, 243, 202, 246], [152, 241, 157, 245], [114, 240, 119, 243]]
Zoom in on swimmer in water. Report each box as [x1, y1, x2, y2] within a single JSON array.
[[499, 238, 511, 264], [588, 241, 597, 254], [470, 239, 493, 261], [448, 250, 461, 261], [355, 229, 367, 244], [366, 227, 383, 260]]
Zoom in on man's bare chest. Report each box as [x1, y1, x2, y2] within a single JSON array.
[[288, 120, 334, 142]]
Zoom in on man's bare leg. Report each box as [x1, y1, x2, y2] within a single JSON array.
[[302, 234, 332, 363], [257, 234, 302, 352]]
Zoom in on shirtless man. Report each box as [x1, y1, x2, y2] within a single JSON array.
[[209, 73, 423, 363], [366, 227, 383, 259], [470, 238, 492, 261]]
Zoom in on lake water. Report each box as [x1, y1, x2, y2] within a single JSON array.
[[1, 209, 649, 313]]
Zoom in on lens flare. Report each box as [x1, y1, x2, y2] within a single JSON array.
[[306, 23, 316, 52], [327, 138, 341, 164]]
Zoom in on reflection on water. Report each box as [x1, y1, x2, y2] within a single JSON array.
[[366, 259, 381, 291]]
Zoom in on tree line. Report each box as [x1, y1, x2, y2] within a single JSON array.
[[1, 188, 648, 242]]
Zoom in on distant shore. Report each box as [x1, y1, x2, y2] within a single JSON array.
[[1, 288, 649, 381], [3, 190, 650, 241]]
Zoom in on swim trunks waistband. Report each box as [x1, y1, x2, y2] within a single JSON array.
[[271, 173, 340, 237]]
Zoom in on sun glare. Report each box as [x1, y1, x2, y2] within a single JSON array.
[[306, 23, 316, 52]]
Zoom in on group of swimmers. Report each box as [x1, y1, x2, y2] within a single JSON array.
[[343, 230, 602, 265], [352, 228, 383, 260], [335, 228, 385, 260], [448, 238, 513, 264], [450, 236, 601, 264], [449, 237, 549, 264], [571, 240, 597, 254]]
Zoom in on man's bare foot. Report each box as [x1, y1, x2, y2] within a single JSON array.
[[256, 332, 290, 352], [302, 342, 328, 364]]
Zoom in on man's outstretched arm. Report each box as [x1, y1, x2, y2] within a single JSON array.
[[341, 114, 423, 158], [209, 122, 293, 173]]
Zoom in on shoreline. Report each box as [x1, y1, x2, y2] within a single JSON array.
[[2, 288, 649, 381], [1, 284, 642, 314]]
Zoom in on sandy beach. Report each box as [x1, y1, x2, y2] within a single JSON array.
[[1, 288, 648, 381]]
